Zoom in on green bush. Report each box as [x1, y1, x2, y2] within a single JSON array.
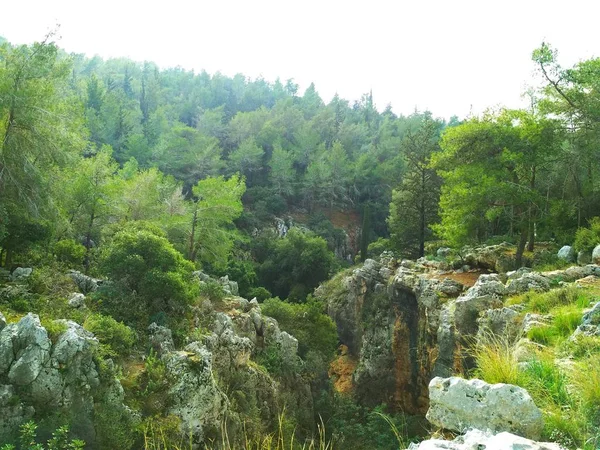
[[98, 225, 197, 326], [53, 240, 86, 267], [256, 229, 337, 302], [261, 296, 337, 360], [83, 314, 136, 358], [247, 286, 272, 302], [198, 279, 225, 302], [0, 421, 84, 450], [574, 217, 600, 253]]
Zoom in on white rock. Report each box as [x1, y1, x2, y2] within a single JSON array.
[[68, 293, 86, 308], [593, 245, 600, 264], [557, 245, 575, 262], [409, 429, 564, 450], [11, 267, 32, 281], [426, 377, 544, 440]]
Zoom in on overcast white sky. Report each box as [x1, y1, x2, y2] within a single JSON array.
[[1, 0, 599, 119]]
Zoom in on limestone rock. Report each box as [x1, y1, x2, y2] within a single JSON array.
[[437, 247, 452, 258], [426, 377, 544, 440], [68, 270, 99, 294], [409, 429, 564, 450], [577, 251, 592, 265], [593, 245, 600, 264], [571, 301, 600, 337], [148, 323, 175, 355], [477, 307, 521, 342], [454, 275, 505, 335], [219, 275, 239, 296], [506, 271, 551, 296], [557, 245, 575, 262], [68, 292, 86, 308], [10, 267, 32, 281], [0, 312, 5, 332], [164, 344, 228, 445]]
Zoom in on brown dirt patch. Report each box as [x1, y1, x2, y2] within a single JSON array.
[[329, 345, 357, 395], [431, 271, 486, 288]]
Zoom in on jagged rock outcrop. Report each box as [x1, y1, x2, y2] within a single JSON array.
[[147, 293, 313, 447], [409, 429, 564, 450], [0, 313, 133, 444], [427, 377, 544, 440], [68, 270, 100, 294], [318, 251, 600, 416]]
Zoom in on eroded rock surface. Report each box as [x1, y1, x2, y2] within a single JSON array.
[[426, 377, 544, 440], [409, 429, 564, 450], [0, 313, 132, 444]]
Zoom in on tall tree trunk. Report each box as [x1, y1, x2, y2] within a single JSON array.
[[515, 225, 528, 269], [84, 209, 96, 274], [187, 207, 198, 262], [419, 170, 426, 258]]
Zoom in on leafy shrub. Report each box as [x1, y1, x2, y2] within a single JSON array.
[[53, 240, 86, 267], [247, 286, 272, 302], [261, 296, 337, 360], [256, 229, 337, 302], [198, 279, 225, 302], [0, 421, 84, 450], [574, 217, 600, 252], [83, 314, 136, 358], [367, 238, 392, 259], [41, 319, 68, 344], [98, 224, 197, 326]]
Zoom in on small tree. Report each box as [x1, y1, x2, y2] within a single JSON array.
[[99, 224, 196, 324]]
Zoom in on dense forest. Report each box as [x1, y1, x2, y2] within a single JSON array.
[[2, 32, 600, 449]]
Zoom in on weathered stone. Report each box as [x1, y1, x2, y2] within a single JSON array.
[[0, 312, 5, 332], [11, 267, 32, 281], [593, 244, 600, 264], [577, 251, 592, 265], [426, 377, 544, 440], [437, 247, 452, 258], [571, 301, 600, 338], [219, 275, 239, 296], [148, 323, 175, 355], [409, 429, 564, 450], [164, 345, 228, 445], [68, 270, 98, 294], [557, 245, 575, 262], [477, 307, 521, 342], [68, 293, 86, 308], [506, 272, 551, 296]]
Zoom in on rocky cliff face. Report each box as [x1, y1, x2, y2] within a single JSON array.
[[317, 251, 600, 416], [0, 313, 133, 445], [148, 295, 313, 447]]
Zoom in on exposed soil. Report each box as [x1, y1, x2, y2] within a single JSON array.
[[328, 344, 357, 395], [430, 270, 486, 288]]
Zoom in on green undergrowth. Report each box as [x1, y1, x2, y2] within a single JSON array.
[[473, 282, 600, 448]]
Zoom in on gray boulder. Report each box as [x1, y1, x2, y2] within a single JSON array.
[[577, 251, 592, 265], [593, 245, 600, 264], [68, 293, 86, 308], [148, 323, 175, 355], [454, 275, 505, 335], [571, 301, 600, 338], [0, 312, 5, 332], [68, 270, 98, 294], [426, 377, 544, 440], [10, 267, 32, 281], [557, 245, 575, 262], [409, 429, 564, 450], [505, 271, 551, 296]]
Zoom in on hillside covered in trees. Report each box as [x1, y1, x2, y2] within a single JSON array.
[[1, 32, 600, 450]]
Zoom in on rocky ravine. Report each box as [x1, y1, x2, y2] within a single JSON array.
[[0, 275, 313, 447], [317, 249, 600, 416]]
